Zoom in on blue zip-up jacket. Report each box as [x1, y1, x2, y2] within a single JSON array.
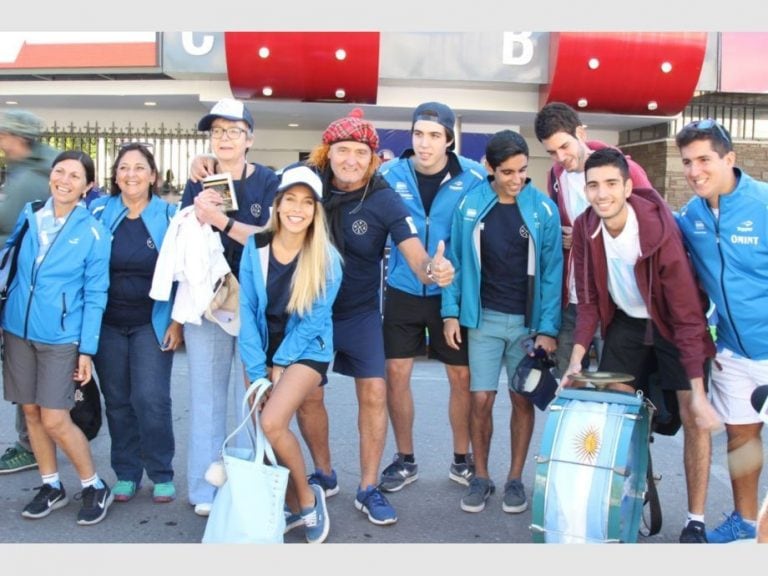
[[676, 168, 768, 360], [380, 151, 486, 297], [1, 202, 110, 355], [90, 194, 178, 346], [239, 231, 343, 382], [441, 179, 563, 337]]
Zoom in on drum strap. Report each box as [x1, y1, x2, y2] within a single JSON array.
[[642, 439, 663, 536]]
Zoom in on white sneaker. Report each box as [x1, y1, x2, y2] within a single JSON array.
[[194, 503, 212, 517]]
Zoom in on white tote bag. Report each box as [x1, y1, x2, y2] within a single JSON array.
[[202, 378, 289, 544]]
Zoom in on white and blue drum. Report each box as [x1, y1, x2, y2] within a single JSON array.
[[530, 387, 652, 543]]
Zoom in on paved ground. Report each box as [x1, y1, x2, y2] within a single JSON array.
[[0, 349, 764, 548]]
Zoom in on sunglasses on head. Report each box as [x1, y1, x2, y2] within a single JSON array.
[[684, 118, 731, 145]]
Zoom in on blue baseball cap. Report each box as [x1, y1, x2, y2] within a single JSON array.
[[411, 101, 456, 150]]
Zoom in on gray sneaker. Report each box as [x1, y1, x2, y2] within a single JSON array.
[[379, 453, 418, 493], [502, 478, 528, 513], [449, 460, 475, 486], [460, 477, 495, 513]]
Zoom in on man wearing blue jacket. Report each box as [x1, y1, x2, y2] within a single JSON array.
[[442, 130, 562, 512], [675, 119, 768, 543], [379, 102, 486, 491]]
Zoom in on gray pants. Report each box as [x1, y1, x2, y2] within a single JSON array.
[[556, 303, 603, 374]]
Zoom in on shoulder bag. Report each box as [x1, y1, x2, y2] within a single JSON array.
[[202, 378, 289, 544]]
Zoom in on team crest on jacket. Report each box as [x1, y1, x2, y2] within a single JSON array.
[[250, 203, 262, 218], [352, 219, 368, 235], [519, 225, 529, 239], [147, 238, 155, 250]]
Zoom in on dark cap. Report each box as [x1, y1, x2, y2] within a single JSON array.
[[198, 98, 254, 131], [0, 109, 45, 139], [411, 102, 456, 149], [510, 352, 559, 411]]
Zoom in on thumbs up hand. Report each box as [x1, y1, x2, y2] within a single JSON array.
[[426, 240, 455, 288]]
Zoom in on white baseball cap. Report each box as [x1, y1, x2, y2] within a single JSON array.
[[277, 165, 323, 200]]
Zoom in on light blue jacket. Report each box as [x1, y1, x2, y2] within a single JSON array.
[[380, 152, 486, 297], [441, 179, 563, 337], [676, 168, 768, 360], [1, 202, 110, 355], [90, 194, 177, 346], [239, 232, 343, 382]]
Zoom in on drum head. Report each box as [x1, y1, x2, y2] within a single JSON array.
[[570, 372, 635, 389]]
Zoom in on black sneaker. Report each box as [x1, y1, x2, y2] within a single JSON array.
[[679, 520, 708, 543], [21, 483, 68, 519], [76, 483, 114, 526]]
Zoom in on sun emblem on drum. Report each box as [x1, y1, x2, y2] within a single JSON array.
[[573, 424, 601, 463]]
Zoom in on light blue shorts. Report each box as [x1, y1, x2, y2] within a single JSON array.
[[468, 308, 529, 393]]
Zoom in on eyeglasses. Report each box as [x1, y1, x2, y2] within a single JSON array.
[[210, 127, 248, 139], [684, 118, 731, 145]]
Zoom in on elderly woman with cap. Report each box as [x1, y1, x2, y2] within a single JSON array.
[[239, 165, 342, 543], [180, 98, 279, 516], [286, 108, 455, 529]]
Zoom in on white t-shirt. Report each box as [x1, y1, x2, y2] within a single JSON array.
[[562, 170, 590, 304], [601, 204, 650, 319]]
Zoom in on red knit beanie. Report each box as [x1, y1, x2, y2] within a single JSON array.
[[322, 108, 379, 152]]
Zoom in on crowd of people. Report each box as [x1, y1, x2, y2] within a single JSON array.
[[0, 97, 765, 544]]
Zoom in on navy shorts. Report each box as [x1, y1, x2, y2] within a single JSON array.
[[383, 286, 468, 365], [267, 331, 329, 386], [332, 308, 386, 379]]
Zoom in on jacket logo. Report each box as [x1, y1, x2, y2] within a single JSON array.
[[694, 220, 707, 234], [519, 225, 529, 239], [736, 220, 754, 233], [351, 219, 368, 235], [147, 238, 156, 250], [68, 238, 79, 245], [250, 203, 262, 218]]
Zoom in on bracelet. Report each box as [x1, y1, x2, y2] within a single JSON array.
[[222, 217, 235, 235]]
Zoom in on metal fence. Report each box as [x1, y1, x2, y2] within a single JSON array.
[[38, 121, 210, 193]]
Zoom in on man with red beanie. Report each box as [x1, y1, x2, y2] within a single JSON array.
[[289, 108, 455, 528]]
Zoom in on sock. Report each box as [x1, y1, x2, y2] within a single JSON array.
[[81, 473, 104, 490], [41, 472, 61, 489], [453, 453, 467, 464], [744, 517, 757, 526], [686, 512, 705, 526], [401, 453, 415, 464]]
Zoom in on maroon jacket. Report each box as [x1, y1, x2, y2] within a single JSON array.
[[571, 186, 715, 380], [547, 140, 652, 309]]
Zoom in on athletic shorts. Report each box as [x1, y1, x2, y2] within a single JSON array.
[[598, 310, 703, 392], [2, 331, 78, 409], [267, 331, 329, 386], [383, 286, 468, 365], [332, 308, 386, 379], [710, 348, 768, 425]]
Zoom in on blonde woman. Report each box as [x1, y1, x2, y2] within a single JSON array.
[[239, 165, 342, 544]]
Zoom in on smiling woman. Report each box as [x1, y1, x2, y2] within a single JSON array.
[[2, 150, 115, 526]]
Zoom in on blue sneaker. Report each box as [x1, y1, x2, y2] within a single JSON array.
[[307, 468, 339, 497], [354, 485, 397, 525], [706, 511, 756, 543], [284, 506, 304, 534], [302, 484, 330, 544], [379, 453, 418, 493]]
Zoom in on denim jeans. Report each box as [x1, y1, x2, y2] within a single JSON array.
[[93, 322, 175, 484], [184, 317, 249, 505]]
